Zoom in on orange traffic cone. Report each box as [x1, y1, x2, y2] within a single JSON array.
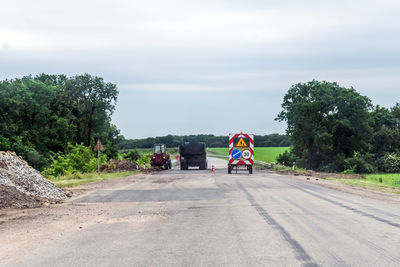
[[211, 165, 215, 173]]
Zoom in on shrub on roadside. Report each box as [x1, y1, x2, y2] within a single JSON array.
[[343, 152, 376, 174], [378, 153, 400, 173], [42, 143, 106, 178], [120, 150, 150, 166], [276, 150, 296, 166]]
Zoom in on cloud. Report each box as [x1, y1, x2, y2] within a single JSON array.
[[1, 0, 400, 137]]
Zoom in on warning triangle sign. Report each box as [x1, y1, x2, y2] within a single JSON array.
[[236, 138, 248, 147]]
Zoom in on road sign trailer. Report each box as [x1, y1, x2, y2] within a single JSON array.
[[228, 133, 254, 174]]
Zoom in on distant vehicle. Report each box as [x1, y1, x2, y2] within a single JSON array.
[[150, 144, 171, 169], [179, 142, 207, 170]]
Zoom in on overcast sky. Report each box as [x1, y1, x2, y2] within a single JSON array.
[[1, 0, 399, 138]]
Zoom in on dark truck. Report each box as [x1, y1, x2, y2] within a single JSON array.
[[179, 142, 207, 170]]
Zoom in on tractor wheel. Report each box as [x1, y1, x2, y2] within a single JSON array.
[[168, 161, 172, 169], [228, 165, 232, 174]]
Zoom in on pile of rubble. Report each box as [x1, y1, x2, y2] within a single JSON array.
[[0, 151, 68, 209], [100, 159, 139, 172], [100, 159, 163, 173]]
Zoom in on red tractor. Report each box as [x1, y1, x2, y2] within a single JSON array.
[[150, 144, 171, 169]]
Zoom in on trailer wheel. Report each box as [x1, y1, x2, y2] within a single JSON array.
[[249, 166, 253, 174], [228, 165, 232, 174]]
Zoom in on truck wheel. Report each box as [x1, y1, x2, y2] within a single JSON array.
[[249, 166, 253, 174], [228, 165, 232, 174]]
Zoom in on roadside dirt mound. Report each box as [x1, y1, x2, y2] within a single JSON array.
[[0, 151, 68, 208], [101, 160, 138, 172], [101, 160, 165, 173]]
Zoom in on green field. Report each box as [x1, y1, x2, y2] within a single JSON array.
[[207, 147, 289, 163], [330, 173, 400, 192]]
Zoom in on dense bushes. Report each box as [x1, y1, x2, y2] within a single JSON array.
[[119, 150, 150, 166], [276, 80, 400, 174], [343, 153, 377, 174], [378, 153, 400, 173], [42, 145, 154, 178], [42, 143, 106, 178], [276, 150, 296, 167]]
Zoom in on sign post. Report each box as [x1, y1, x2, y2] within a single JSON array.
[[94, 140, 105, 173]]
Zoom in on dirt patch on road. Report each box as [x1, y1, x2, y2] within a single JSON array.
[[258, 167, 365, 180]]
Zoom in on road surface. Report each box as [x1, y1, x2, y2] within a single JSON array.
[[2, 157, 400, 266]]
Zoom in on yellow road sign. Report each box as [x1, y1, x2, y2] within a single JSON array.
[[236, 137, 248, 147]]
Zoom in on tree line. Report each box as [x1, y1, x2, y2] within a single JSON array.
[[0, 74, 120, 170], [276, 80, 400, 173], [119, 133, 291, 149]]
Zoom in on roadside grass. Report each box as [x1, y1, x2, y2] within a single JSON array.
[[47, 170, 139, 188], [207, 147, 289, 163], [328, 173, 400, 193]]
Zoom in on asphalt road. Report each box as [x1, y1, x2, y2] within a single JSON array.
[[4, 157, 400, 266]]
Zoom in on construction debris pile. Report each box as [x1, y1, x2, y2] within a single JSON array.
[[101, 159, 165, 173], [100, 159, 139, 172], [0, 151, 68, 209]]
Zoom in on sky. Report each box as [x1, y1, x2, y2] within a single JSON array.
[[1, 0, 399, 139]]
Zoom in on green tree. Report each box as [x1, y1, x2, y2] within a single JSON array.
[[276, 80, 373, 171], [0, 74, 120, 171], [57, 74, 119, 147], [370, 105, 400, 157]]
